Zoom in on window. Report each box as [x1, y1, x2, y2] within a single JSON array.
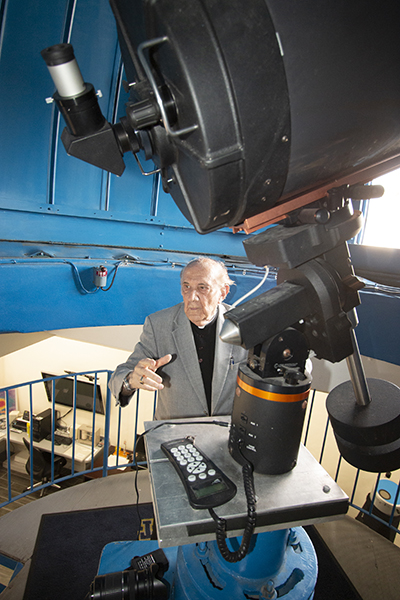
[[361, 169, 400, 249]]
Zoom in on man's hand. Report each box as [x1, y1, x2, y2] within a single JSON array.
[[128, 354, 172, 392]]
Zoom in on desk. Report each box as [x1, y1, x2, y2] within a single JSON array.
[[0, 428, 104, 473], [83, 446, 132, 480], [144, 416, 349, 548]]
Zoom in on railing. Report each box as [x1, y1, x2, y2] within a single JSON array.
[[303, 389, 400, 544], [0, 371, 156, 506], [1, 375, 399, 544]]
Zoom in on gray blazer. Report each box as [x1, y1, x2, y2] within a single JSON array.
[[108, 302, 248, 420]]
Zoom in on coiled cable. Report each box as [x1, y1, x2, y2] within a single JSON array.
[[209, 456, 257, 562]]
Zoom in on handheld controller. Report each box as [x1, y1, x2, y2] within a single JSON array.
[[161, 436, 237, 509]]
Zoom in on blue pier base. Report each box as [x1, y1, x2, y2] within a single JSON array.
[[96, 527, 317, 600]]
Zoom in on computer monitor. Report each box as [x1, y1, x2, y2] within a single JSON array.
[[41, 373, 105, 415]]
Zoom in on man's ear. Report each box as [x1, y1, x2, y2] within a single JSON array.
[[220, 284, 229, 301]]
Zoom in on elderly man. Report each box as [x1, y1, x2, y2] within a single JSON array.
[[109, 257, 248, 420]]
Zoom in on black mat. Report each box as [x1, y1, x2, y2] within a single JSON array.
[[305, 525, 362, 600], [24, 504, 362, 600], [24, 503, 156, 600]]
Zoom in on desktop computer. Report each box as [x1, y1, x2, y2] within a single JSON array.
[[11, 408, 59, 442], [31, 408, 53, 442]]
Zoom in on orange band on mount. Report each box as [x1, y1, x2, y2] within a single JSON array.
[[238, 377, 310, 403]]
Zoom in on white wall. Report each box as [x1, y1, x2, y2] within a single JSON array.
[[310, 354, 400, 393]]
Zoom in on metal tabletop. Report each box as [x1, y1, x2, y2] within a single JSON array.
[[144, 417, 348, 548]]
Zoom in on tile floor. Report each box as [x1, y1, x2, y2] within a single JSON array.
[[0, 466, 84, 518]]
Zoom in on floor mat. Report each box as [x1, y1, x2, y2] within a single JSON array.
[[23, 503, 155, 600]]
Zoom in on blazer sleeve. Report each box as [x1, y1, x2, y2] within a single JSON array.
[[108, 314, 160, 405]]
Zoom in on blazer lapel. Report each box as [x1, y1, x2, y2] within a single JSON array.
[[172, 304, 208, 411], [212, 305, 234, 413]]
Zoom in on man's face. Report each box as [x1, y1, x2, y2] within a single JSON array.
[[181, 264, 229, 327]]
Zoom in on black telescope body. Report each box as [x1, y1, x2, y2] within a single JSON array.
[[42, 1, 400, 232], [109, 0, 400, 233]]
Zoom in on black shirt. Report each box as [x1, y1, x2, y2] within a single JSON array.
[[190, 315, 218, 415]]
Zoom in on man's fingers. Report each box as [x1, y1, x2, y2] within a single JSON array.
[[155, 354, 172, 369], [139, 357, 158, 371], [135, 369, 163, 390], [131, 354, 172, 391]]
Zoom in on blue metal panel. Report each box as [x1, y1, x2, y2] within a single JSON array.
[[0, 209, 250, 255], [0, 0, 67, 204], [1, 236, 399, 370], [0, 0, 155, 222], [0, 244, 274, 333], [107, 154, 162, 217]]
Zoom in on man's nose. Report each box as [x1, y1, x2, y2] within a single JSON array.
[[187, 289, 199, 300]]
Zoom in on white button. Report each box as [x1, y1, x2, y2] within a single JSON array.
[[208, 469, 216, 476], [193, 464, 207, 474], [199, 473, 207, 479], [179, 459, 187, 466], [188, 475, 196, 482]]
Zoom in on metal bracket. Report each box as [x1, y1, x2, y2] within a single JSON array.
[[133, 152, 161, 176], [26, 250, 55, 258], [137, 37, 198, 138]]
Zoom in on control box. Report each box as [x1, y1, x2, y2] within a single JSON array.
[[76, 424, 100, 446]]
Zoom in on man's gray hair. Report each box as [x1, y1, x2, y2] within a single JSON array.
[[181, 257, 234, 287]]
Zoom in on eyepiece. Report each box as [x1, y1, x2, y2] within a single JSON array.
[[40, 43, 75, 66], [40, 43, 85, 98]]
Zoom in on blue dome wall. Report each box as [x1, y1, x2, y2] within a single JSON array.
[[0, 0, 398, 369]]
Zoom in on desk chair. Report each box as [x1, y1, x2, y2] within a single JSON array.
[[23, 438, 67, 497]]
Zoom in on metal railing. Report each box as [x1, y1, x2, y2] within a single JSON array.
[[1, 376, 399, 544], [0, 371, 156, 506], [303, 389, 400, 543]]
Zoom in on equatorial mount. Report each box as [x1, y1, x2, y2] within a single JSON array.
[[223, 187, 400, 474]]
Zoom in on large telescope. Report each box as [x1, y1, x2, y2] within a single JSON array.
[[41, 0, 400, 473], [41, 0, 400, 234]]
